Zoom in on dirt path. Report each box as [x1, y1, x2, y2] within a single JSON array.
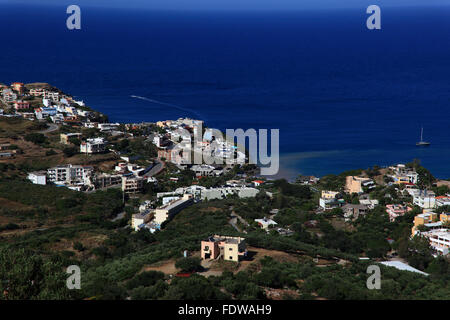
[[235, 246, 300, 273], [143, 259, 179, 275]]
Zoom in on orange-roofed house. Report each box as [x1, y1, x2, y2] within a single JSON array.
[[252, 180, 265, 187], [11, 82, 24, 93]]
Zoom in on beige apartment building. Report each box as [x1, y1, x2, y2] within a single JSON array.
[[122, 175, 144, 194], [345, 176, 375, 194], [201, 235, 247, 262], [154, 194, 194, 224], [131, 211, 154, 231]]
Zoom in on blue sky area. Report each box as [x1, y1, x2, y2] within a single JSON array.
[[1, 0, 448, 10]]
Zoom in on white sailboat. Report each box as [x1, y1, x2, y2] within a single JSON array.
[[416, 126, 430, 146]]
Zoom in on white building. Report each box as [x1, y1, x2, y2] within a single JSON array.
[[2, 89, 17, 102], [226, 179, 247, 187], [359, 199, 379, 209], [190, 164, 223, 177], [201, 187, 259, 201], [27, 171, 47, 185], [80, 138, 106, 154], [403, 184, 419, 196], [436, 196, 450, 208], [412, 190, 436, 209], [50, 114, 65, 123], [255, 217, 277, 230], [157, 185, 205, 199], [152, 135, 163, 147], [47, 164, 94, 185], [419, 229, 450, 256], [147, 176, 157, 184], [42, 90, 60, 101], [98, 123, 120, 132], [35, 107, 58, 120], [59, 98, 70, 106], [77, 110, 92, 117], [155, 185, 259, 202], [42, 98, 51, 107]]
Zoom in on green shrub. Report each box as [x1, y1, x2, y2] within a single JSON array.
[[175, 257, 202, 273]]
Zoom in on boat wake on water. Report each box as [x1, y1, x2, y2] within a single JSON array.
[[130, 95, 204, 119]]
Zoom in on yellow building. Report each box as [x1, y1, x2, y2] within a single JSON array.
[[394, 175, 410, 184], [321, 190, 340, 199], [411, 212, 439, 236], [60, 133, 82, 145]]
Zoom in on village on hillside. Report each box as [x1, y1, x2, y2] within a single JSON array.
[[0, 82, 449, 300]]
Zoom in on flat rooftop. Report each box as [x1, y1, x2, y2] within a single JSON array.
[[133, 211, 153, 219], [204, 235, 244, 244], [423, 229, 450, 239], [159, 196, 192, 210], [380, 261, 429, 276]]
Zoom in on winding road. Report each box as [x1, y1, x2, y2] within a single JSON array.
[[143, 159, 165, 177], [38, 123, 59, 134]]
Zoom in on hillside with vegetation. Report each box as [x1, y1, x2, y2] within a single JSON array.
[[0, 170, 449, 300], [0, 100, 448, 300]]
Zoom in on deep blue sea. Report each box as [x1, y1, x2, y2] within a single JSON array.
[[1, 4, 449, 179]]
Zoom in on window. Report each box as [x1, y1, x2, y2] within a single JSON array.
[[229, 256, 233, 260], [229, 248, 233, 251], [204, 246, 209, 251]]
